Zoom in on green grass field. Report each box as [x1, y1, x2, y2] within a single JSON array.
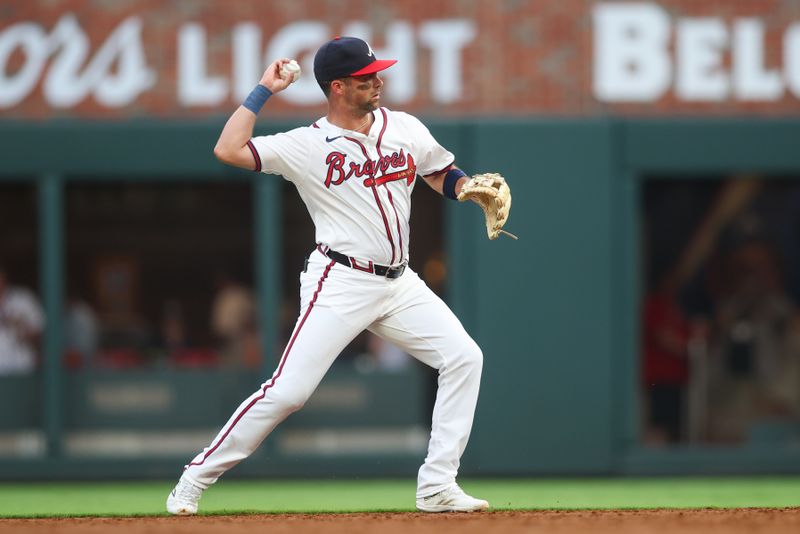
[[0, 477, 799, 518]]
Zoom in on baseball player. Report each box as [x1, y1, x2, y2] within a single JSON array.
[[167, 36, 510, 515]]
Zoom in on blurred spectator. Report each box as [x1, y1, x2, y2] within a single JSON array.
[[0, 264, 44, 374], [642, 272, 691, 444], [161, 298, 188, 355], [160, 298, 217, 368], [367, 332, 412, 372], [211, 273, 259, 368], [64, 294, 99, 368], [706, 230, 800, 442]]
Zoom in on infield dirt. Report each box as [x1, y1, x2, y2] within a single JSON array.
[[2, 509, 800, 533]]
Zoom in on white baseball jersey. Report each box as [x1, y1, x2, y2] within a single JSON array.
[[247, 107, 454, 265]]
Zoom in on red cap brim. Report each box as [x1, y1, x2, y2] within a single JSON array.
[[350, 59, 397, 76]]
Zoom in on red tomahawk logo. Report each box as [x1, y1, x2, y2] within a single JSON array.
[[364, 154, 416, 187]]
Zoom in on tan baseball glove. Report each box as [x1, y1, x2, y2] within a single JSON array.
[[457, 173, 517, 240]]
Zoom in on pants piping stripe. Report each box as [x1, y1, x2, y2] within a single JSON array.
[[186, 259, 336, 469]]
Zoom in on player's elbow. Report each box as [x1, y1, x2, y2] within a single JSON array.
[[213, 143, 232, 164], [214, 144, 242, 168], [214, 143, 257, 171]]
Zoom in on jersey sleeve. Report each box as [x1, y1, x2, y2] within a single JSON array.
[[403, 113, 455, 177], [247, 128, 309, 181]]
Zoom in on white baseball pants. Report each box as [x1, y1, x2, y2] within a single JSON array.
[[182, 248, 483, 498]]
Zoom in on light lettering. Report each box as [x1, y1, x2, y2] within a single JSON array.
[[418, 20, 476, 104], [676, 19, 728, 101], [733, 19, 782, 100], [592, 3, 671, 102], [177, 23, 228, 106], [0, 14, 154, 109]]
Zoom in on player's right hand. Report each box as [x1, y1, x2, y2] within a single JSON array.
[[260, 59, 294, 93]]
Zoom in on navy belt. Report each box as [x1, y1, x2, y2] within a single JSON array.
[[321, 247, 406, 279]]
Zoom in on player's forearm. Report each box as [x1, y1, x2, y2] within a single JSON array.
[[424, 168, 467, 197], [213, 106, 258, 165]]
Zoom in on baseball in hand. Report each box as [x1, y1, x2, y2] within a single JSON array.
[[280, 60, 301, 82]]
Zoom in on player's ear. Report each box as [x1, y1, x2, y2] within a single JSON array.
[[331, 79, 346, 96]]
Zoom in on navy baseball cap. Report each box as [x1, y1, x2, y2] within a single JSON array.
[[313, 36, 397, 83]]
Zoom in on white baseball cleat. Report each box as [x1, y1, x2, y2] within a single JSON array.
[[416, 484, 490, 513], [166, 475, 204, 515]]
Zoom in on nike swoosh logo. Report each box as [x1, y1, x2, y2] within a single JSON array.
[[326, 136, 342, 143], [171, 490, 176, 497]]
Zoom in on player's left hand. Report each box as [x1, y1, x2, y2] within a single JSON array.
[[259, 59, 295, 93], [457, 173, 517, 240]]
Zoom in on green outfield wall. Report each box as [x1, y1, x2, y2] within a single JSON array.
[[1, 118, 800, 479]]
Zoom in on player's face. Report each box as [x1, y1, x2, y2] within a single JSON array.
[[343, 73, 384, 113]]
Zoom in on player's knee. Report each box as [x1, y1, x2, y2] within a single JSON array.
[[450, 338, 482, 374], [464, 339, 483, 372], [271, 388, 310, 414]]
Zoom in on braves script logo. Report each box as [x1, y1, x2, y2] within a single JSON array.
[[325, 149, 416, 188]]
